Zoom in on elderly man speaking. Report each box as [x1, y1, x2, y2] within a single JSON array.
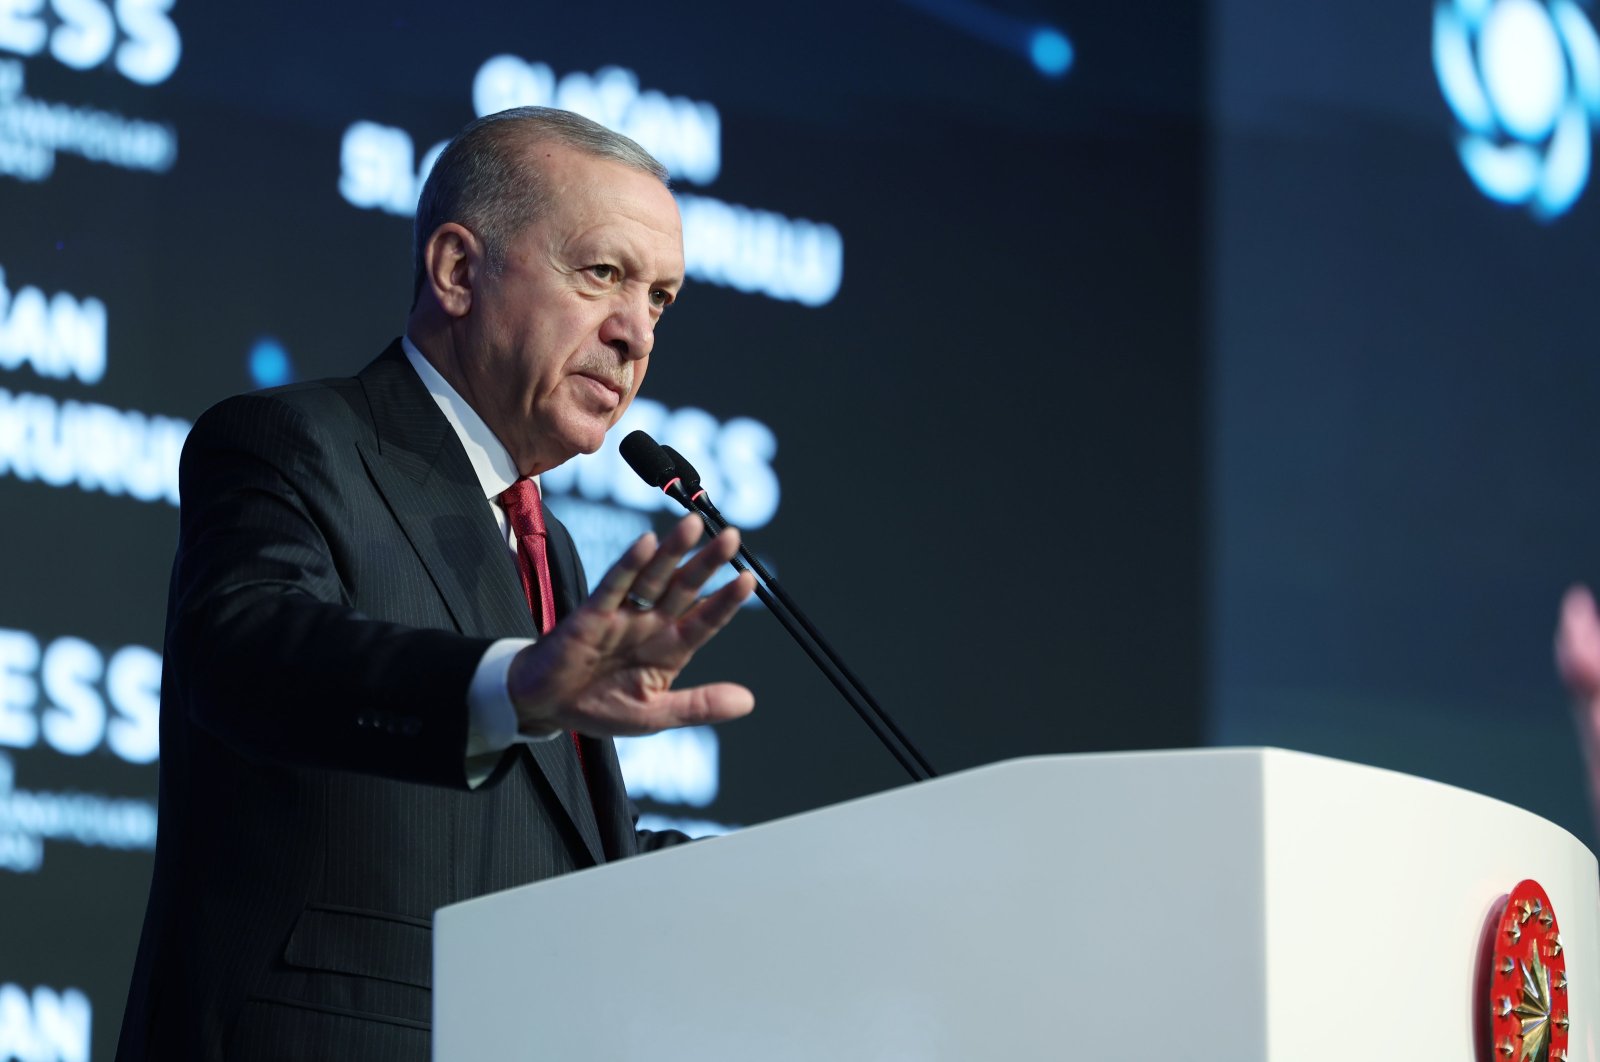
[[115, 107, 756, 1061]]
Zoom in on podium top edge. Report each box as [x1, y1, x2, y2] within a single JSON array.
[[958, 748, 1589, 846]]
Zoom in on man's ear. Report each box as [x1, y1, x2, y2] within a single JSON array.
[[422, 223, 483, 318]]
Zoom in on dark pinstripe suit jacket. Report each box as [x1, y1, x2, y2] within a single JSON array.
[[115, 342, 688, 1061]]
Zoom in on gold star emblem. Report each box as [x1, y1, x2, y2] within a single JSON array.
[[1512, 947, 1554, 1062], [1486, 884, 1571, 1062]]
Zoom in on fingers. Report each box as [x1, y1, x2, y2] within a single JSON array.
[[518, 520, 756, 738], [590, 515, 745, 619], [568, 683, 754, 737], [589, 515, 706, 609], [589, 531, 662, 612], [648, 681, 756, 729], [674, 570, 757, 651], [629, 516, 718, 613], [653, 526, 743, 616]]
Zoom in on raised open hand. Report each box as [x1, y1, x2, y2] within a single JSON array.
[[507, 513, 757, 737]]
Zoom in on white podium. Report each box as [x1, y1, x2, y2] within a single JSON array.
[[434, 748, 1600, 1060]]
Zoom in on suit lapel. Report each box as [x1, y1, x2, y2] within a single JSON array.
[[542, 509, 638, 860], [542, 505, 585, 618], [354, 343, 604, 865], [581, 734, 638, 861], [354, 345, 530, 642]]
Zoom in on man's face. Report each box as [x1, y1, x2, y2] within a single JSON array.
[[460, 144, 684, 474]]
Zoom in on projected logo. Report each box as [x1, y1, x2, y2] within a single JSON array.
[[0, 263, 189, 505], [1434, 0, 1600, 218], [0, 0, 182, 184], [0, 984, 90, 1061], [0, 0, 180, 84], [340, 56, 843, 307], [0, 627, 160, 875]]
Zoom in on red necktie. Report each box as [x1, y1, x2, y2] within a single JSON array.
[[499, 478, 558, 637], [498, 478, 587, 775]]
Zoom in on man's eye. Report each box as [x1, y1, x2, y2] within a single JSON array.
[[589, 264, 616, 280], [650, 289, 672, 309]]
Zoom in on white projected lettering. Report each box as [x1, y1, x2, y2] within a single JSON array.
[[0, 388, 187, 504], [0, 827, 40, 871], [0, 0, 178, 84], [0, 631, 161, 764], [40, 637, 105, 756], [0, 751, 158, 875], [0, 0, 47, 56], [0, 983, 90, 1062], [336, 119, 835, 306], [542, 399, 780, 529], [616, 726, 719, 807], [112, 0, 181, 86], [0, 57, 177, 182], [104, 643, 159, 763], [0, 777, 157, 849], [338, 56, 841, 306], [473, 57, 720, 186], [47, 0, 114, 72], [0, 631, 38, 749], [338, 120, 441, 217], [0, 265, 106, 384], [679, 193, 844, 307]]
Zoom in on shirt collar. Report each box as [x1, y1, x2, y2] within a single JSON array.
[[400, 335, 526, 501]]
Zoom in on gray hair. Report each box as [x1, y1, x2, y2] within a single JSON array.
[[411, 106, 669, 303]]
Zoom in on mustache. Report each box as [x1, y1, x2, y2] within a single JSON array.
[[572, 356, 632, 395]]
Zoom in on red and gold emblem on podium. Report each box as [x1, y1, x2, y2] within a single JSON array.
[[1483, 879, 1569, 1062]]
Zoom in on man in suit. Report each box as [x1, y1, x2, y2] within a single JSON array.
[[115, 107, 756, 1060]]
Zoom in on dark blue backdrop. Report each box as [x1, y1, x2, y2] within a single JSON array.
[[6, 0, 1596, 1056]]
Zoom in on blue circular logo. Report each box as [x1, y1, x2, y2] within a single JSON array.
[[1434, 0, 1600, 218]]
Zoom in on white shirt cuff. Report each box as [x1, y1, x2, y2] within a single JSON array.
[[465, 637, 560, 788]]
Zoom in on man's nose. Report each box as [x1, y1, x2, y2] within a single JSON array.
[[599, 295, 655, 361]]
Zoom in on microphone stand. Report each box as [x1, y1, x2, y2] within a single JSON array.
[[637, 441, 935, 783], [678, 490, 937, 783]]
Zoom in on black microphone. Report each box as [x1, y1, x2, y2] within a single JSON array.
[[660, 444, 730, 535], [622, 429, 760, 578], [620, 431, 694, 509], [623, 431, 936, 782], [659, 445, 704, 503]]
